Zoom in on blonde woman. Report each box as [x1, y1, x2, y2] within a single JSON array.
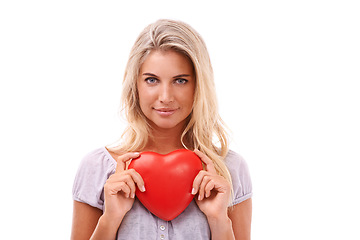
[[71, 19, 252, 240]]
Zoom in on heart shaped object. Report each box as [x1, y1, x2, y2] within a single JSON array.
[[128, 149, 203, 221]]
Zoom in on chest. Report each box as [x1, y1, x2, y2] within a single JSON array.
[[116, 199, 210, 240]]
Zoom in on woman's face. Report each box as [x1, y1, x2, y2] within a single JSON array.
[[137, 50, 195, 131]]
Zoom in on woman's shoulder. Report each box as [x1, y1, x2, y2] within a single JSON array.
[[224, 149, 247, 170], [73, 147, 116, 210], [224, 149, 253, 204], [78, 147, 117, 172]]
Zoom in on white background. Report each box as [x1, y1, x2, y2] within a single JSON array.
[[1, 0, 359, 239]]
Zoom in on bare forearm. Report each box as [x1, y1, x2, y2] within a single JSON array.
[[207, 215, 235, 240], [90, 215, 123, 240]]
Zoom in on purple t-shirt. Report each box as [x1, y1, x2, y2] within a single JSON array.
[[72, 147, 252, 240]]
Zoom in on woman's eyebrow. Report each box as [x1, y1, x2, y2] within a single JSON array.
[[142, 73, 191, 78], [173, 74, 191, 78], [142, 73, 158, 77]]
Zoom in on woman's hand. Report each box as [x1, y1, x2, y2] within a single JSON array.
[[103, 152, 145, 223], [192, 150, 232, 220]]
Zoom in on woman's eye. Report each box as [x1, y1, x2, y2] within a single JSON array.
[[175, 78, 188, 84], [145, 77, 158, 84]]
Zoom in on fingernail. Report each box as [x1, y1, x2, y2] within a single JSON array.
[[140, 186, 146, 192], [198, 195, 202, 201], [131, 193, 135, 198], [191, 188, 196, 195]]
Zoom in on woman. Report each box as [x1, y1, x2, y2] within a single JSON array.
[[71, 19, 252, 240]]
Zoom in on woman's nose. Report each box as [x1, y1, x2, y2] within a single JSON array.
[[158, 84, 174, 104]]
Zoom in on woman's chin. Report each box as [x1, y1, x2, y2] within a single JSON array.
[[150, 119, 186, 131]]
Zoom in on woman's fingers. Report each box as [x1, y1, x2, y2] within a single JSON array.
[[106, 169, 145, 199], [113, 152, 145, 196], [192, 170, 215, 200], [198, 174, 214, 201], [192, 170, 206, 195], [192, 170, 228, 200], [115, 152, 140, 173], [127, 169, 146, 193], [105, 179, 131, 197], [192, 149, 217, 197], [194, 149, 216, 173], [123, 173, 137, 198], [204, 180, 215, 198]]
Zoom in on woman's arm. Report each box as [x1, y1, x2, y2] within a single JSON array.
[[202, 198, 252, 240], [71, 152, 145, 240], [71, 201, 102, 240], [192, 150, 235, 239], [228, 198, 252, 240], [206, 213, 235, 239], [71, 201, 126, 240], [192, 150, 252, 239]]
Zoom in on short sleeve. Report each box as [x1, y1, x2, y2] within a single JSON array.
[[225, 150, 253, 206], [72, 148, 116, 210]]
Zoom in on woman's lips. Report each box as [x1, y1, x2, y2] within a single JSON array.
[[154, 108, 178, 116]]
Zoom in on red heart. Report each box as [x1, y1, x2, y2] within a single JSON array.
[[128, 149, 203, 221]]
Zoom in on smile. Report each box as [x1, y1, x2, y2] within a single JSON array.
[[154, 108, 178, 116]]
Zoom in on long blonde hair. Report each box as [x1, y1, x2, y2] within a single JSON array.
[[112, 19, 232, 186]]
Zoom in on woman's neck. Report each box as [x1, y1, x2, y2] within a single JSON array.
[[144, 124, 187, 154]]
